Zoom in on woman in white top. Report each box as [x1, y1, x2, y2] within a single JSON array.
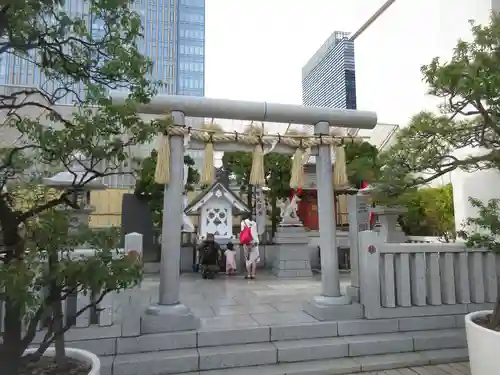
[[241, 214, 259, 279]]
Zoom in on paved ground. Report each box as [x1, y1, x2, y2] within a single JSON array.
[[140, 271, 351, 329], [353, 362, 470, 374], [138, 272, 470, 373]]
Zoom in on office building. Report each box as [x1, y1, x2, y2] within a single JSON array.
[[0, 0, 206, 185], [302, 31, 356, 110], [142, 0, 205, 97], [0, 0, 205, 103]]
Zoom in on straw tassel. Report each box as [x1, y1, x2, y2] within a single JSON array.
[[200, 141, 215, 185], [249, 144, 265, 186], [333, 146, 349, 225], [296, 148, 311, 189], [154, 133, 170, 184], [333, 146, 348, 187], [289, 148, 305, 189]]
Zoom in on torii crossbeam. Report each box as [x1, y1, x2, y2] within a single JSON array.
[[110, 92, 377, 331]]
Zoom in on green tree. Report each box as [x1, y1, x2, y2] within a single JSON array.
[[264, 153, 293, 233], [134, 151, 200, 228], [394, 185, 455, 240], [222, 150, 292, 233], [0, 0, 161, 373], [344, 141, 379, 188], [461, 197, 500, 329], [221, 124, 270, 211], [221, 151, 253, 207], [22, 208, 141, 362], [378, 14, 500, 195]]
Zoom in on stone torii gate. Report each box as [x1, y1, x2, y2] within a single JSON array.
[[111, 92, 377, 331]]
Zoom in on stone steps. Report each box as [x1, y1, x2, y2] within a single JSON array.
[[109, 348, 468, 375], [108, 328, 467, 375], [195, 349, 469, 375]]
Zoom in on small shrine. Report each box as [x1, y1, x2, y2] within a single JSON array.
[[184, 180, 250, 243]]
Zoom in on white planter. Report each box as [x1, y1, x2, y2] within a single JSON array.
[[24, 347, 100, 375], [465, 310, 500, 375]]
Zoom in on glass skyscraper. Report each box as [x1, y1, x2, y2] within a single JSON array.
[[0, 0, 205, 103], [302, 31, 356, 110], [0, 0, 206, 187], [138, 0, 205, 97]]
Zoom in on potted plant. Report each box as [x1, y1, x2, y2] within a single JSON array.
[[2, 207, 142, 375], [461, 198, 500, 375]]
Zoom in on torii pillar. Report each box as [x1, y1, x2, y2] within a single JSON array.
[[142, 111, 200, 333], [302, 121, 363, 321]]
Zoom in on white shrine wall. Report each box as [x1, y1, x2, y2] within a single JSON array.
[[450, 147, 500, 232], [199, 196, 233, 240]]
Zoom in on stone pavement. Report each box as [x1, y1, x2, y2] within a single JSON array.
[[352, 362, 470, 374], [112, 272, 471, 375], [139, 271, 351, 329]]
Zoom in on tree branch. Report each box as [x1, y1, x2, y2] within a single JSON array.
[[17, 193, 70, 222], [34, 289, 111, 356]]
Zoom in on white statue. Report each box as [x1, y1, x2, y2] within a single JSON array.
[[277, 198, 287, 218], [282, 195, 301, 220]]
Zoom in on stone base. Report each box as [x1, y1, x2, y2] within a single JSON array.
[[304, 296, 363, 321], [141, 303, 200, 334], [272, 226, 313, 278], [346, 285, 360, 303], [279, 216, 303, 226]]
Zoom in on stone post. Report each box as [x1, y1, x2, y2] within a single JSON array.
[[345, 194, 370, 302], [303, 121, 362, 321], [142, 111, 200, 333], [121, 232, 143, 337]]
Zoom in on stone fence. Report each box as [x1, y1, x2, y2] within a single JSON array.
[[357, 230, 497, 319], [145, 233, 445, 274], [4, 230, 497, 342]]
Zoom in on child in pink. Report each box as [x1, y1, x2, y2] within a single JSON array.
[[225, 242, 237, 275]]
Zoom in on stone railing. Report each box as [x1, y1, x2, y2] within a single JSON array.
[[0, 233, 142, 338], [358, 230, 498, 319], [406, 236, 442, 243]]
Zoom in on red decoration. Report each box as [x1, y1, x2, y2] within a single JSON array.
[[290, 187, 303, 200], [361, 180, 376, 227], [368, 245, 376, 254]]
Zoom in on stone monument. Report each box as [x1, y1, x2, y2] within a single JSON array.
[[272, 196, 313, 278]]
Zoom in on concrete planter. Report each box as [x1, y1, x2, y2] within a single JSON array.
[[24, 347, 100, 375], [465, 310, 500, 375]]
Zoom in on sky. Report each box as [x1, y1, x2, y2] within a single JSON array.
[[204, 0, 383, 106]]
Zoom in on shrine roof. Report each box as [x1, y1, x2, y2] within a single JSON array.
[[184, 180, 250, 215]]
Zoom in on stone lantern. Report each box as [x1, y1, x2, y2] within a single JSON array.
[[356, 184, 408, 243], [43, 162, 107, 236]]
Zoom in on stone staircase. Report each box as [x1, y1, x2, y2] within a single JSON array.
[[95, 316, 469, 375]]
